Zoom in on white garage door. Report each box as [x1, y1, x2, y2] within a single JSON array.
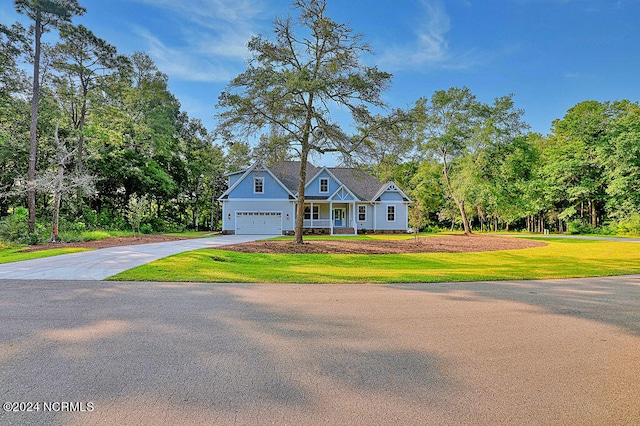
[[236, 212, 282, 235]]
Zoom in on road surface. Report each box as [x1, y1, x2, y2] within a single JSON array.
[[1, 276, 639, 425]]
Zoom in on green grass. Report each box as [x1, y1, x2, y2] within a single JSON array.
[[57, 229, 133, 242], [0, 246, 91, 264], [0, 230, 213, 265], [109, 239, 640, 283]]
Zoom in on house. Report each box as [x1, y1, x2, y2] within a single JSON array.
[[219, 160, 411, 235]]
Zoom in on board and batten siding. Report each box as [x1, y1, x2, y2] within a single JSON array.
[[227, 173, 243, 187], [355, 203, 374, 231], [305, 169, 341, 197], [227, 171, 291, 199], [370, 189, 409, 231], [373, 202, 409, 231]]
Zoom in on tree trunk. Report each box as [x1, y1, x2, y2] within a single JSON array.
[[27, 13, 43, 234], [294, 92, 315, 244], [456, 199, 471, 235], [76, 95, 88, 215], [194, 184, 199, 231], [52, 123, 64, 242], [441, 154, 471, 235], [294, 146, 310, 244]]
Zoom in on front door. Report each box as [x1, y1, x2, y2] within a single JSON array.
[[333, 208, 345, 227]]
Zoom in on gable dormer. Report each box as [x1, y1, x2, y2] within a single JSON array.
[[304, 167, 342, 198], [219, 161, 296, 200], [373, 182, 412, 203]]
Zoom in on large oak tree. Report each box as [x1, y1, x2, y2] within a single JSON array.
[[216, 0, 392, 243]]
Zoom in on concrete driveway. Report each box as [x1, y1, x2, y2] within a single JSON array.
[[1, 276, 639, 425], [0, 234, 276, 280]]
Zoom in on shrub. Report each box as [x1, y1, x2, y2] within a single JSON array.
[[140, 223, 153, 234], [608, 215, 640, 236], [423, 225, 444, 233], [0, 208, 48, 245], [0, 207, 29, 242], [567, 220, 583, 235]]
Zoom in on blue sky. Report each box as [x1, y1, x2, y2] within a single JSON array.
[[2, 0, 639, 140]]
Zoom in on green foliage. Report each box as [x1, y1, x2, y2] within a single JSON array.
[[607, 215, 640, 236], [216, 0, 392, 243], [567, 221, 593, 235], [2, 1, 640, 242], [127, 195, 150, 236], [0, 207, 47, 244], [413, 87, 528, 234]]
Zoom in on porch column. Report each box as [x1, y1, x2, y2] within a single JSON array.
[[330, 201, 333, 236], [310, 202, 314, 229], [353, 202, 358, 235]]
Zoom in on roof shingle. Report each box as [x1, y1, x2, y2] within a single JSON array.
[[269, 161, 384, 201]]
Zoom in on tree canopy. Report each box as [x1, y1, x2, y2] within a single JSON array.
[[216, 0, 392, 243], [1, 0, 639, 242]]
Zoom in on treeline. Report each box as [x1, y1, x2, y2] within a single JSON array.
[[1, 3, 226, 243], [359, 93, 640, 235], [1, 1, 639, 243]]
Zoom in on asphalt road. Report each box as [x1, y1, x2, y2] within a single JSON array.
[[0, 234, 276, 280], [1, 276, 639, 425]]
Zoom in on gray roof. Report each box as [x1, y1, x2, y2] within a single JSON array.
[[269, 161, 385, 201], [328, 167, 385, 201], [269, 161, 318, 193]]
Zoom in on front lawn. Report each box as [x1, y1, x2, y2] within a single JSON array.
[[0, 246, 90, 264], [109, 239, 640, 283]]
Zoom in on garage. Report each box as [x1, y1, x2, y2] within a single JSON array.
[[235, 212, 282, 235]]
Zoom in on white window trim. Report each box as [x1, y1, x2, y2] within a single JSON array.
[[304, 205, 319, 220], [387, 205, 396, 222], [319, 178, 329, 193], [358, 205, 367, 222], [253, 177, 264, 194]]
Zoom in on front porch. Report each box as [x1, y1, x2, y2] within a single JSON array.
[[301, 201, 358, 235]]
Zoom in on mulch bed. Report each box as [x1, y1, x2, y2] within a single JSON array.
[[20, 234, 546, 255], [21, 235, 193, 252], [221, 234, 546, 254]]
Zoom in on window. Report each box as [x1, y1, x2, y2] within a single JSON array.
[[319, 178, 329, 193], [253, 177, 264, 194], [304, 205, 319, 220], [387, 205, 396, 222], [358, 205, 367, 221]]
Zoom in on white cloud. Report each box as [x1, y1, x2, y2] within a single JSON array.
[[135, 27, 237, 83], [128, 0, 270, 82], [130, 0, 264, 27], [563, 71, 596, 80], [377, 0, 478, 71]]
